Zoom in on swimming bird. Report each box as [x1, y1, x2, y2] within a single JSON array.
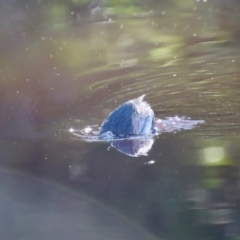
[[99, 95, 156, 137]]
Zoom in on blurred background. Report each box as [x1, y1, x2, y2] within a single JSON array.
[[1, 0, 240, 239]]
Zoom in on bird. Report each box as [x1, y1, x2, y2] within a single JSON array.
[[99, 95, 156, 138]]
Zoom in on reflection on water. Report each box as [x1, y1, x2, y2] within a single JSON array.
[[187, 144, 240, 238], [70, 115, 204, 156], [112, 138, 154, 157], [1, 0, 240, 239]]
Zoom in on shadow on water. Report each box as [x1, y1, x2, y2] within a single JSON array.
[[1, 0, 240, 239]]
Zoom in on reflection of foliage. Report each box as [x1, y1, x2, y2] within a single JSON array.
[[46, 4, 69, 29], [1, 0, 240, 131], [1, 1, 240, 240]]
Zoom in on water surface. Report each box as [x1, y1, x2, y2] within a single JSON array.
[[1, 1, 240, 239]]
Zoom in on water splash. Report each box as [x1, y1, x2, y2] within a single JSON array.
[[69, 116, 204, 157], [69, 116, 204, 141], [154, 116, 205, 133]]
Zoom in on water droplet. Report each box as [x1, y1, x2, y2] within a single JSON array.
[[145, 160, 155, 165], [69, 128, 74, 133]]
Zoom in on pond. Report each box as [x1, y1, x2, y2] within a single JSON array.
[[1, 0, 240, 239]]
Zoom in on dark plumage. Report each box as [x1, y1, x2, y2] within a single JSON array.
[[99, 95, 156, 137]]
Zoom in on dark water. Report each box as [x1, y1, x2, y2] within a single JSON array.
[[1, 0, 240, 239]]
